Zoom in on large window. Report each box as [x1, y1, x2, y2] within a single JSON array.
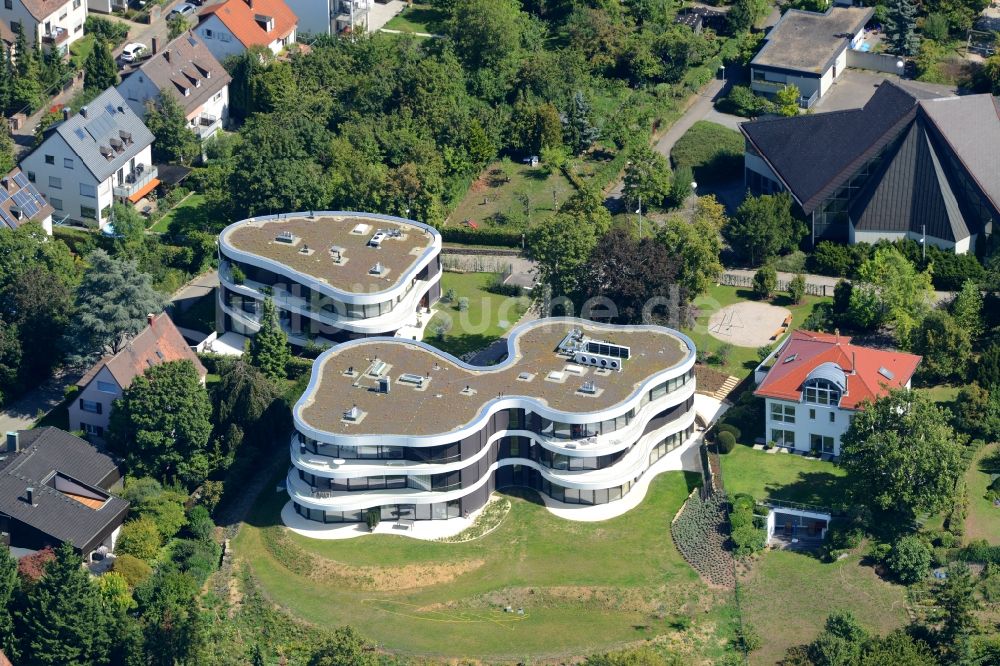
[[771, 429, 795, 448], [803, 379, 841, 406], [79, 399, 102, 414], [810, 434, 835, 455], [79, 183, 96, 198], [770, 402, 795, 423]]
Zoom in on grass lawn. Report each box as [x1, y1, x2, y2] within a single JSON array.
[[965, 443, 1000, 545], [151, 193, 211, 234], [720, 445, 850, 508], [382, 4, 446, 34], [916, 384, 962, 406], [70, 35, 96, 70], [235, 470, 738, 661], [425, 272, 530, 358], [447, 161, 573, 231], [683, 285, 831, 378], [741, 550, 908, 666]]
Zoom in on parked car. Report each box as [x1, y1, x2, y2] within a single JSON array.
[[169, 3, 197, 17], [120, 43, 147, 63]]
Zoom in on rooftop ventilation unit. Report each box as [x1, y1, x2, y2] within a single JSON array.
[[329, 245, 344, 262], [343, 405, 361, 421], [399, 373, 425, 388], [387, 228, 402, 238], [370, 262, 384, 275], [368, 230, 387, 247], [369, 360, 387, 377], [572, 351, 623, 371], [298, 244, 311, 254], [878, 366, 895, 380], [351, 223, 370, 235], [580, 381, 597, 394], [275, 231, 295, 244], [377, 377, 391, 393]]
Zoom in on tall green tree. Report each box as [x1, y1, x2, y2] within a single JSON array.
[[930, 562, 979, 661], [951, 279, 983, 341], [1, 266, 73, 390], [108, 202, 146, 261], [527, 210, 598, 297], [11, 24, 42, 111], [886, 0, 920, 56], [848, 247, 933, 346], [144, 93, 200, 165], [15, 543, 111, 666], [0, 128, 14, 174], [727, 0, 769, 32], [447, 0, 532, 97], [248, 298, 290, 383], [562, 91, 600, 155], [623, 144, 672, 209], [212, 358, 288, 461], [133, 568, 206, 665], [0, 545, 17, 659], [911, 310, 972, 382], [657, 196, 724, 296], [724, 192, 805, 266], [84, 38, 119, 92], [775, 85, 801, 116], [840, 388, 964, 518], [63, 249, 167, 366], [108, 360, 213, 486]]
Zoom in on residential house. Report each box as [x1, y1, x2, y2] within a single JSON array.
[[753, 329, 921, 457], [118, 32, 232, 141], [20, 87, 156, 230], [86, 0, 126, 14], [0, 428, 129, 560], [0, 166, 54, 233], [0, 0, 87, 56], [69, 313, 208, 441], [195, 0, 297, 62], [750, 6, 873, 107], [284, 0, 371, 36], [741, 81, 1000, 253]]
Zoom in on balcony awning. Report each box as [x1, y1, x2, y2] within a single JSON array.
[[127, 178, 160, 203]]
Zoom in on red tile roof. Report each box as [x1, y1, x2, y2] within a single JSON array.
[[198, 0, 296, 49], [76, 313, 207, 391], [754, 329, 921, 410]]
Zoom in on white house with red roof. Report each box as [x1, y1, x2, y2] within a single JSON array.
[[753, 330, 921, 457], [195, 0, 297, 62]]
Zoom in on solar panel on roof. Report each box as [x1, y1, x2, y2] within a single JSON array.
[[12, 172, 27, 187], [12, 191, 28, 206], [74, 128, 86, 140], [0, 209, 16, 228], [26, 184, 43, 200], [0, 190, 8, 204], [21, 202, 39, 218]]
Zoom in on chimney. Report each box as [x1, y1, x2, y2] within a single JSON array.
[[80, 106, 88, 118], [62, 107, 71, 121], [26, 487, 35, 506], [164, 49, 171, 63], [147, 313, 155, 327], [151, 36, 158, 54], [5, 431, 18, 453], [834, 328, 840, 345], [851, 351, 857, 376]]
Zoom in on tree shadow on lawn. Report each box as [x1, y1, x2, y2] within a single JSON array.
[[763, 470, 852, 509]]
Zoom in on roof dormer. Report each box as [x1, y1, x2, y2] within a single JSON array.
[[255, 13, 274, 32]]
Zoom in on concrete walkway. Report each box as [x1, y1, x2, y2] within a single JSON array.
[[606, 78, 734, 212], [169, 270, 218, 312], [0, 370, 81, 433]]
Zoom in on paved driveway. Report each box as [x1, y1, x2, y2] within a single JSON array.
[[0, 370, 81, 433], [813, 70, 958, 113]]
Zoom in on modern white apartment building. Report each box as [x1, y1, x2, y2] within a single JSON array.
[[754, 329, 921, 457], [20, 88, 156, 230], [117, 33, 232, 141], [0, 0, 87, 56], [287, 319, 697, 526], [217, 211, 442, 347]]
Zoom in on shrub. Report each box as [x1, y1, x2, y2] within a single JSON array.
[[866, 541, 891, 563], [229, 264, 246, 285], [730, 496, 766, 558], [670, 121, 745, 184], [186, 505, 215, 542], [17, 547, 55, 582], [442, 288, 455, 303], [171, 538, 221, 586], [718, 423, 742, 441], [957, 539, 1000, 564], [887, 535, 932, 584], [788, 273, 807, 304], [366, 508, 380, 531], [112, 554, 153, 587], [934, 531, 957, 548], [671, 493, 734, 586], [717, 431, 737, 454], [440, 226, 523, 247], [117, 517, 163, 562], [752, 265, 777, 300], [715, 85, 776, 117], [457, 296, 469, 311], [735, 623, 763, 653], [85, 15, 129, 44]]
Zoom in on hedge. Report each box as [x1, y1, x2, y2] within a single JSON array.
[[958, 540, 1000, 564], [717, 431, 736, 453], [440, 226, 523, 248], [717, 423, 742, 441], [669, 121, 745, 184]]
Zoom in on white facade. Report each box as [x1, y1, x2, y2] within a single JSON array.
[[849, 224, 971, 254], [67, 365, 119, 440], [86, 0, 127, 14], [283, 0, 334, 35], [195, 12, 296, 61], [118, 73, 230, 140], [762, 396, 851, 457], [0, 0, 86, 55], [21, 137, 153, 229], [287, 319, 699, 525]]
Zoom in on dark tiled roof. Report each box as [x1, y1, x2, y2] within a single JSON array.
[[741, 82, 921, 213], [850, 120, 969, 242], [0, 428, 128, 551], [50, 88, 155, 183], [128, 32, 231, 117]]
